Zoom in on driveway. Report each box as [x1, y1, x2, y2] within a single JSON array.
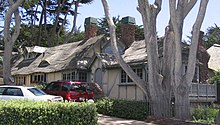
[[98, 114, 155, 125]]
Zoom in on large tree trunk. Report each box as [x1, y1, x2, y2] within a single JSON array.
[[169, 0, 209, 120], [3, 0, 23, 85], [102, 0, 209, 120], [137, 0, 172, 117]]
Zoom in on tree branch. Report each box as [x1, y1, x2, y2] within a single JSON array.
[[101, 0, 149, 98], [183, 0, 197, 19], [4, 0, 24, 44], [12, 9, 21, 45], [186, 0, 209, 84]]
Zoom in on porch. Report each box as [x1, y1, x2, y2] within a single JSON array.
[[189, 83, 217, 102]]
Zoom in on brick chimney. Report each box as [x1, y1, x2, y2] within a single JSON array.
[[84, 17, 97, 39], [121, 16, 136, 47], [197, 31, 210, 83]]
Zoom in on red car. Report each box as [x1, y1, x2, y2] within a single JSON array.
[[44, 81, 97, 102]]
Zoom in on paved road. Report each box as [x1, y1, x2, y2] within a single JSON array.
[[98, 114, 155, 125]]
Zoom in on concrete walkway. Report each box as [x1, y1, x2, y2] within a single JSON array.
[[98, 114, 155, 125]]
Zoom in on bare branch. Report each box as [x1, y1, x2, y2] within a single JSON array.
[[4, 0, 24, 44], [186, 0, 209, 84], [101, 0, 149, 97], [183, 0, 197, 18], [154, 0, 162, 14], [11, 9, 21, 45]]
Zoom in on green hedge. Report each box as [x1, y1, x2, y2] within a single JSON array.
[[95, 97, 149, 120], [0, 100, 98, 125]]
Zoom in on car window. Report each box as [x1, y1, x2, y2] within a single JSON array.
[[4, 88, 24, 96], [46, 83, 60, 91], [62, 83, 70, 91], [0, 87, 6, 95], [28, 88, 46, 96], [70, 84, 86, 92]]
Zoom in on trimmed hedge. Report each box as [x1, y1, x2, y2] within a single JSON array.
[[0, 100, 98, 125], [95, 97, 150, 120]]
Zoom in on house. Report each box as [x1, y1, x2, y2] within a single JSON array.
[[207, 44, 220, 72], [207, 44, 220, 103], [11, 16, 216, 102]]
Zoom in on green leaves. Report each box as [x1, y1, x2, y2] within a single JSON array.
[[191, 105, 218, 124], [95, 97, 150, 120], [204, 24, 220, 49], [0, 100, 98, 125], [209, 70, 220, 84]]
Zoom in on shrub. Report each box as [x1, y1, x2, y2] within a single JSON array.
[[0, 100, 98, 125], [95, 97, 149, 120], [34, 82, 48, 90], [191, 106, 218, 124]]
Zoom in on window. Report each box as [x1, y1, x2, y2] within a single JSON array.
[[45, 83, 60, 91], [120, 68, 144, 83], [63, 71, 77, 81], [0, 88, 5, 95], [28, 88, 46, 96], [4, 88, 23, 96], [31, 73, 46, 83], [14, 76, 25, 85], [62, 83, 70, 91], [62, 70, 87, 82], [103, 43, 124, 55], [79, 71, 87, 82]]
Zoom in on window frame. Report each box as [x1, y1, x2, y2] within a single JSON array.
[[120, 67, 144, 84]]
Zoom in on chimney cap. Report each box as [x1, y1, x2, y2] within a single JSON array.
[[84, 17, 97, 25], [121, 16, 136, 25]]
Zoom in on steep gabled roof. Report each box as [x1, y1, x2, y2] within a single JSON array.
[[97, 40, 147, 67], [207, 44, 220, 71], [12, 35, 104, 75]]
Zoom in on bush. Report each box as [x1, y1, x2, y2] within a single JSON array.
[[191, 106, 218, 124], [34, 82, 48, 90], [95, 97, 149, 120], [0, 100, 98, 125]]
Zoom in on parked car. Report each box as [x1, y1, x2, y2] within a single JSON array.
[[44, 81, 102, 102], [0, 85, 63, 102]]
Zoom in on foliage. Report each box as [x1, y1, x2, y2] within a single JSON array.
[[204, 24, 220, 49], [34, 82, 48, 90], [97, 16, 121, 37], [191, 105, 218, 124], [0, 100, 98, 125], [95, 97, 149, 120], [97, 16, 145, 41], [68, 31, 85, 43], [209, 70, 220, 84]]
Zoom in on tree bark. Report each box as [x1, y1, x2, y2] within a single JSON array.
[[3, 0, 23, 85], [101, 0, 150, 99], [101, 0, 209, 120]]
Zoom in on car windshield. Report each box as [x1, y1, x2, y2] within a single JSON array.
[[28, 88, 47, 96]]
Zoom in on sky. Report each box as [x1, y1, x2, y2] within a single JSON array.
[[75, 0, 220, 40]]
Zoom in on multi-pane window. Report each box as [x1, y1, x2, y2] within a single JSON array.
[[31, 73, 46, 83], [62, 70, 87, 82], [79, 71, 87, 82], [15, 76, 25, 85], [120, 68, 144, 83]]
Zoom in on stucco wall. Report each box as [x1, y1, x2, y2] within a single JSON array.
[[25, 75, 31, 86], [47, 72, 62, 82], [104, 68, 146, 101]]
